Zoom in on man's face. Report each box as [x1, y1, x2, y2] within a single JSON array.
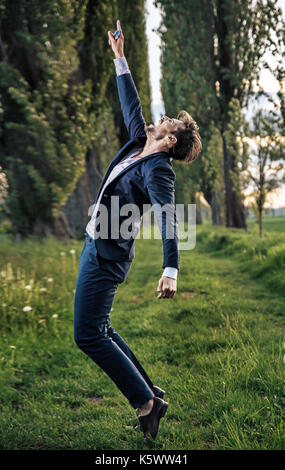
[[145, 115, 185, 146]]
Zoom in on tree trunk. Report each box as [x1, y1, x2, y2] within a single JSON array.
[[210, 191, 223, 226], [257, 198, 263, 238], [222, 134, 247, 229], [53, 212, 74, 239], [63, 146, 103, 239], [258, 209, 263, 238], [195, 193, 203, 225], [216, 0, 247, 230]]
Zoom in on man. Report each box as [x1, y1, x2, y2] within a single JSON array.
[[74, 20, 202, 440]]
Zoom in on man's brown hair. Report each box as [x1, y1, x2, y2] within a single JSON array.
[[169, 110, 202, 163]]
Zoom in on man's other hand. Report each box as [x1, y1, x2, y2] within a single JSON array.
[[108, 19, 124, 58], [157, 276, 177, 299]]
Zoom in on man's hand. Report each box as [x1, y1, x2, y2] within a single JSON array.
[[157, 276, 177, 299], [108, 19, 124, 59]]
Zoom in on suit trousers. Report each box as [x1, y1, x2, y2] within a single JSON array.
[[73, 232, 155, 409]]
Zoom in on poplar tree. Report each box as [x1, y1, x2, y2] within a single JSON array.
[[154, 0, 284, 228], [247, 109, 285, 237], [0, 0, 93, 237], [0, 0, 152, 238], [66, 0, 152, 236]]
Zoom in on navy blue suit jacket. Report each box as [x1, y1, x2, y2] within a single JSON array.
[[93, 70, 179, 270]]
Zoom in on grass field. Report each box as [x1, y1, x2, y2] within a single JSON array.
[[0, 218, 284, 450], [247, 216, 285, 233]]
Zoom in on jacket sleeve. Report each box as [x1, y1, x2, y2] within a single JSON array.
[[144, 161, 179, 270], [114, 57, 147, 139]]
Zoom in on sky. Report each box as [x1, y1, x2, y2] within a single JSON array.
[[145, 0, 165, 123], [145, 0, 285, 208], [145, 0, 163, 105]]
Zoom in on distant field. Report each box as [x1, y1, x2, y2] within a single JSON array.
[[0, 225, 284, 450], [247, 216, 285, 234]]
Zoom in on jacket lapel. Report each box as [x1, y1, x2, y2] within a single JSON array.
[[95, 138, 141, 199], [109, 136, 147, 173], [100, 150, 170, 195]]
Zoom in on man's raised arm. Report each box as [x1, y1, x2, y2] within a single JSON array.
[[108, 20, 146, 139]]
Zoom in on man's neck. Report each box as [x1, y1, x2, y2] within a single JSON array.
[[135, 142, 169, 159]]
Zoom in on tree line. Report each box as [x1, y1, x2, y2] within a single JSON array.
[[155, 0, 284, 234], [0, 0, 284, 239]]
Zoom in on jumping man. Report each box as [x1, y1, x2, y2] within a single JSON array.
[[73, 19, 202, 440]]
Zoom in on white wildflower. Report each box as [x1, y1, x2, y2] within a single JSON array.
[[52, 314, 58, 319], [39, 287, 47, 293], [23, 306, 32, 312], [10, 345, 16, 349], [47, 278, 53, 283], [25, 285, 32, 290], [60, 252, 65, 256], [69, 249, 75, 254]]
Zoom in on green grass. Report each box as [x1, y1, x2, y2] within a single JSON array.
[[248, 216, 285, 234], [196, 218, 285, 297], [0, 221, 284, 450]]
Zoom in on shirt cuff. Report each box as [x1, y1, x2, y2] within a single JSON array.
[[162, 267, 178, 280], [113, 56, 130, 76]]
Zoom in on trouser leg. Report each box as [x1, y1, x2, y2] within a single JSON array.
[[106, 322, 154, 390], [74, 238, 154, 409], [75, 319, 154, 408]]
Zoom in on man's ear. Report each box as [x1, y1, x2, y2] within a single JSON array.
[[168, 134, 177, 146]]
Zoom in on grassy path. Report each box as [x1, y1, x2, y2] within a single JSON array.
[[0, 231, 284, 450]]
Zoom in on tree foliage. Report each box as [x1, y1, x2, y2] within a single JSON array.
[[0, 0, 93, 235], [0, 0, 152, 237]]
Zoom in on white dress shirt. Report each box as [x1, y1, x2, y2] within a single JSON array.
[[86, 147, 143, 239]]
